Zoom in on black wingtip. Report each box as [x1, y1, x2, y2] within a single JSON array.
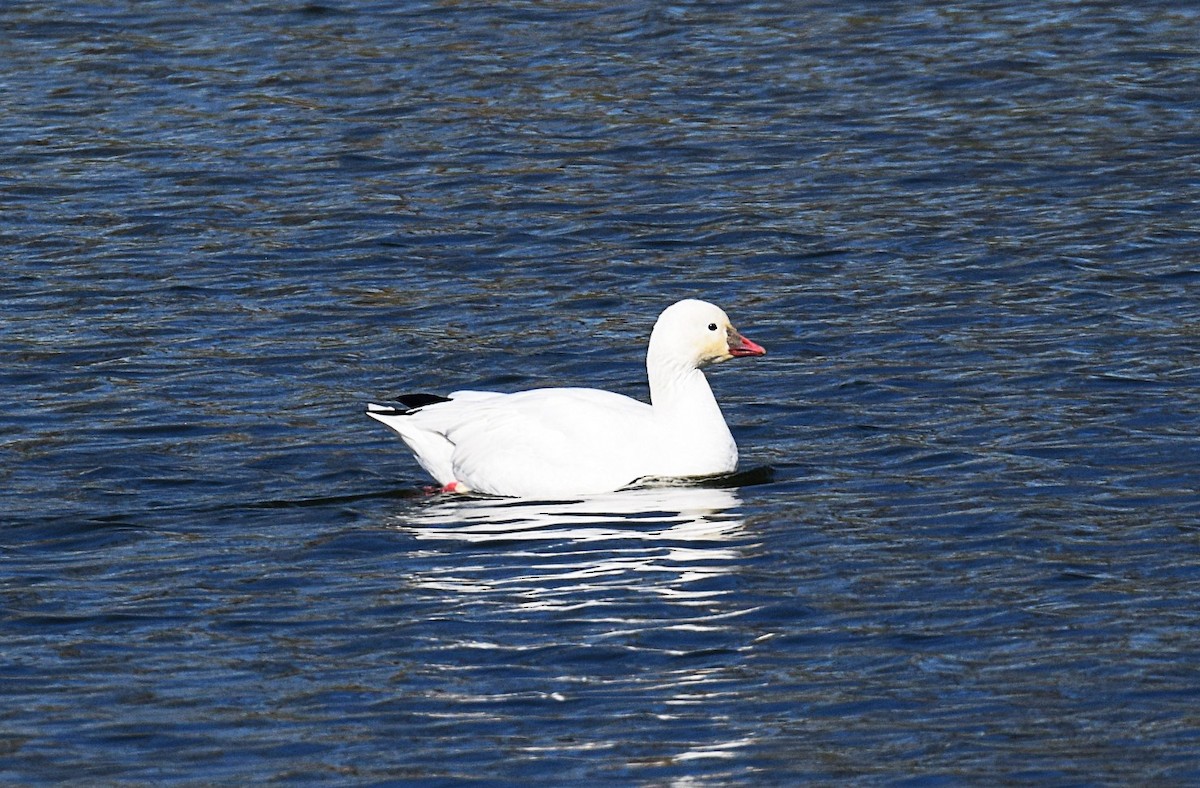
[[394, 393, 453, 409], [366, 392, 453, 417]]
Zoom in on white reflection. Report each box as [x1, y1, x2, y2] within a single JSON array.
[[392, 485, 749, 605], [389, 486, 763, 762], [402, 485, 744, 544]]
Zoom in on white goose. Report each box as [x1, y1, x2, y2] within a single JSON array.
[[366, 299, 765, 498]]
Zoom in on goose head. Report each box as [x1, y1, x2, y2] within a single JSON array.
[[648, 299, 766, 370]]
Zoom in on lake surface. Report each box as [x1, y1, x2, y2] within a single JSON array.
[[3, 0, 1199, 783]]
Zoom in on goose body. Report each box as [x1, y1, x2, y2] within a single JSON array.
[[367, 299, 765, 498]]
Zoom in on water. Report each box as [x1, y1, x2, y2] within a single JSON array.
[[3, 0, 1199, 783]]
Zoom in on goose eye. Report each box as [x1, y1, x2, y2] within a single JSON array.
[[707, 323, 718, 331]]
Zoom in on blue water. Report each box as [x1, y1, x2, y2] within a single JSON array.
[[4, 0, 1199, 783]]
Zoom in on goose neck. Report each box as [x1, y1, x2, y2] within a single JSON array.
[[647, 358, 717, 415]]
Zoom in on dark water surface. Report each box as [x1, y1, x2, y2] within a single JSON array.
[[4, 0, 1199, 783]]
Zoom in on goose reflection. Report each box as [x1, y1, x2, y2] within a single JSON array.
[[403, 485, 744, 543], [388, 485, 764, 764], [392, 485, 750, 605]]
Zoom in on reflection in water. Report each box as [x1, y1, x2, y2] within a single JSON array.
[[405, 485, 745, 542], [393, 485, 751, 608], [389, 485, 763, 768]]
